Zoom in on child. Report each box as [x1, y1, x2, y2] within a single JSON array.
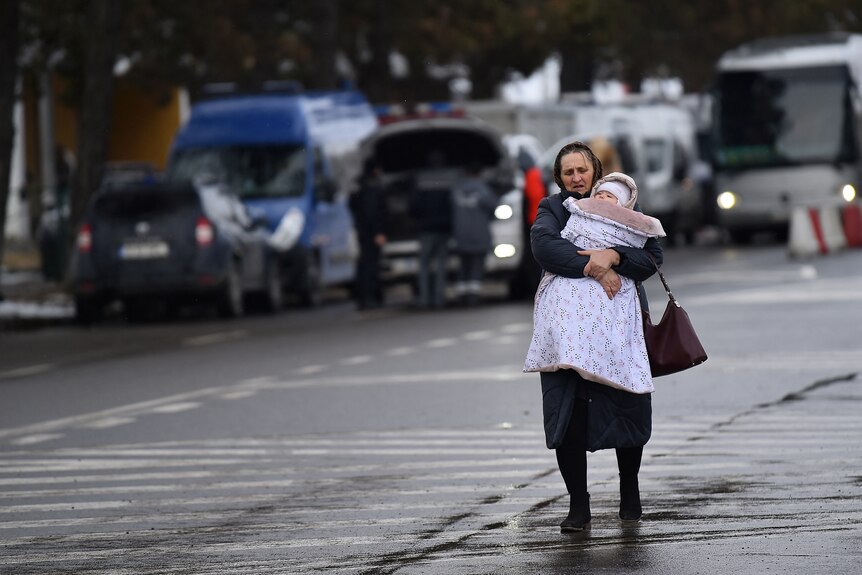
[[523, 172, 665, 394]]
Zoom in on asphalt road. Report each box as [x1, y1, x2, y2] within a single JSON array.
[[1, 243, 861, 574]]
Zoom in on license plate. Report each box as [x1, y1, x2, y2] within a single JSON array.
[[120, 240, 170, 259]]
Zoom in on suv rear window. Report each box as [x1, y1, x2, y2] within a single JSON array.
[[94, 187, 199, 219], [375, 129, 501, 172]]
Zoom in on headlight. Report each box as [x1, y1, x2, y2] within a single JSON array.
[[269, 207, 305, 252], [494, 244, 517, 258], [717, 191, 737, 210], [841, 184, 856, 202], [495, 204, 514, 220]]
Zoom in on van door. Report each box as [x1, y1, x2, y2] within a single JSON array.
[[641, 135, 678, 218], [311, 147, 356, 285]]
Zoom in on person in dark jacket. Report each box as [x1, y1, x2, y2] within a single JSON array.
[[451, 163, 498, 306], [409, 151, 453, 309], [349, 159, 387, 310], [530, 140, 663, 533]]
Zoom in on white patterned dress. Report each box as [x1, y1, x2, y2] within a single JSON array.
[[524, 197, 665, 394]]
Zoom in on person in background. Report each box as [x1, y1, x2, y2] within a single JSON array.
[[529, 141, 663, 533], [409, 151, 452, 309], [349, 159, 387, 310], [520, 149, 547, 228], [451, 162, 498, 306], [518, 149, 547, 298], [587, 136, 622, 174]]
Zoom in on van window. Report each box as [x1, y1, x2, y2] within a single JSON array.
[[311, 148, 334, 201], [312, 148, 327, 182], [672, 140, 689, 181], [613, 136, 638, 174], [94, 186, 198, 220], [714, 65, 856, 167], [643, 138, 667, 174], [168, 145, 307, 199]]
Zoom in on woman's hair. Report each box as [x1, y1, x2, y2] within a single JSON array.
[[553, 140, 603, 191]]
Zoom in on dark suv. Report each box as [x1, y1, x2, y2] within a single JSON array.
[[71, 180, 282, 323]]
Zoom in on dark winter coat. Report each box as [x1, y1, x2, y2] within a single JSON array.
[[530, 189, 663, 450], [408, 181, 453, 234], [350, 177, 386, 245], [451, 176, 498, 254]]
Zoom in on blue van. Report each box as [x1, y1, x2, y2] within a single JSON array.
[[166, 89, 379, 305]]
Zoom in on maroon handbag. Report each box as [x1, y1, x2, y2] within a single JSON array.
[[642, 257, 707, 377]]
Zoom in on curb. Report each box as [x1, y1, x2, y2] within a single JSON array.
[[0, 270, 74, 330]]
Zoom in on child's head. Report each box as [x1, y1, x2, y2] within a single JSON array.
[[590, 172, 637, 209], [593, 189, 621, 204]]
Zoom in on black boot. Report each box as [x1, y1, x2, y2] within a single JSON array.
[[619, 474, 642, 521], [560, 492, 591, 532]]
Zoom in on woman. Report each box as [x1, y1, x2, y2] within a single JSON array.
[[530, 141, 663, 532]]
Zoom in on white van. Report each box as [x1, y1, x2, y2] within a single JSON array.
[[539, 103, 702, 243]]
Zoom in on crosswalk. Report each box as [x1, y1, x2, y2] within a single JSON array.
[[2, 378, 861, 574]]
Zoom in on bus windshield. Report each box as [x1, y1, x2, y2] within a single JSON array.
[[714, 65, 857, 169], [167, 145, 308, 199]]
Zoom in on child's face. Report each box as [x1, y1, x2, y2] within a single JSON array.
[[593, 189, 619, 204]]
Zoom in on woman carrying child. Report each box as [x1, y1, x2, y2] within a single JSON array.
[[527, 141, 663, 533]]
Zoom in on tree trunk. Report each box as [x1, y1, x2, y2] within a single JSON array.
[[69, 0, 123, 265], [353, 1, 401, 103], [0, 0, 20, 286], [309, 0, 339, 90], [559, 43, 596, 95]]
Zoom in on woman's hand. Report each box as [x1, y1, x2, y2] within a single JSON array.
[[594, 269, 621, 299], [578, 249, 621, 279], [578, 249, 622, 299]]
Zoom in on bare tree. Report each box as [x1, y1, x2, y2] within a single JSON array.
[[0, 0, 20, 290], [68, 0, 122, 262], [309, 0, 339, 89]]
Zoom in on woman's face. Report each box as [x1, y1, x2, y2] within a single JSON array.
[[560, 152, 595, 196]]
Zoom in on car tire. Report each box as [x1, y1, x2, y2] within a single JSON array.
[[727, 229, 753, 245], [74, 296, 101, 326], [297, 252, 323, 307], [218, 258, 244, 318], [123, 297, 157, 323]]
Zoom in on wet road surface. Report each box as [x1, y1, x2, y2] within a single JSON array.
[[2, 372, 860, 574]]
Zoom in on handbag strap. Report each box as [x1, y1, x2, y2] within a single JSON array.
[[645, 252, 680, 308]]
